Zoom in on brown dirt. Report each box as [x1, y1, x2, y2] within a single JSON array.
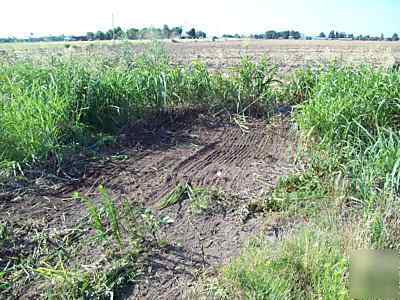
[[3, 40, 400, 75], [0, 111, 298, 299]]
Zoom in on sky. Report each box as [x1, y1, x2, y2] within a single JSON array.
[[0, 0, 399, 38]]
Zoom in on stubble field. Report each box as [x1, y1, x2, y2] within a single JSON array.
[[2, 39, 399, 72]]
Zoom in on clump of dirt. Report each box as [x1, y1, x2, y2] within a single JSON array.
[[0, 112, 299, 299]]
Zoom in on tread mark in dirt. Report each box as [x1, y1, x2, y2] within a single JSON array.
[[140, 122, 296, 204]]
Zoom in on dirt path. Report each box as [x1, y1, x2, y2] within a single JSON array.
[[0, 114, 298, 299]]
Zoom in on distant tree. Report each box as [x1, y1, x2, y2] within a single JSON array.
[[265, 30, 278, 39], [126, 28, 139, 40], [290, 30, 301, 39], [113, 26, 125, 39], [319, 32, 326, 38], [105, 29, 114, 40], [152, 28, 163, 39], [187, 28, 196, 39], [171, 26, 183, 38], [281, 30, 290, 39], [162, 24, 171, 39], [103, 27, 124, 40], [328, 30, 336, 39], [95, 31, 106, 40], [393, 33, 399, 41], [196, 31, 207, 39], [348, 33, 354, 40], [380, 33, 385, 41], [86, 32, 95, 41], [335, 31, 340, 39]]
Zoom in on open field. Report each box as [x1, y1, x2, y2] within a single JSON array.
[[1, 41, 400, 299], [1, 39, 400, 73]]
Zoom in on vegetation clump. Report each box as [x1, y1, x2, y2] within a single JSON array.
[[0, 43, 277, 172], [205, 64, 400, 299]]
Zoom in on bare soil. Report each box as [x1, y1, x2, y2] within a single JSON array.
[[2, 40, 399, 75], [0, 110, 298, 299]]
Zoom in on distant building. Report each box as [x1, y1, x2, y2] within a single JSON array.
[[180, 32, 192, 39], [64, 35, 88, 42], [310, 36, 329, 40]]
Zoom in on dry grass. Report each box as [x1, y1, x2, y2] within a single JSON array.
[[1, 40, 399, 74]]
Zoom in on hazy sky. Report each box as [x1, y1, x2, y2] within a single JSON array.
[[0, 0, 399, 37]]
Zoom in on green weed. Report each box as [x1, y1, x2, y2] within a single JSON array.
[[211, 228, 349, 300]]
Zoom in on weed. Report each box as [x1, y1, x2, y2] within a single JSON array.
[[188, 186, 212, 215], [99, 185, 123, 246], [281, 66, 319, 105], [159, 183, 189, 209], [209, 64, 400, 299], [29, 186, 165, 298], [76, 192, 106, 240], [209, 227, 349, 300], [0, 46, 278, 171]]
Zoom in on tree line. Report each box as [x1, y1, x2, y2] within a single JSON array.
[[251, 30, 302, 40], [0, 25, 207, 43], [319, 30, 399, 41], [1, 27, 399, 43], [86, 25, 207, 41]]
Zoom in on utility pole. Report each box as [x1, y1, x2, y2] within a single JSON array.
[[112, 12, 115, 44]]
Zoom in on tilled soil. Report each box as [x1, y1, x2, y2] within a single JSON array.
[[3, 40, 399, 75], [103, 119, 296, 204], [0, 113, 299, 299]]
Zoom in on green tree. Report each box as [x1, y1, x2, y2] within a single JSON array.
[[162, 25, 171, 39], [290, 30, 301, 39], [171, 26, 183, 38], [393, 33, 399, 41], [319, 32, 326, 38], [187, 28, 196, 39], [196, 30, 207, 39], [328, 30, 335, 39], [265, 30, 278, 39], [126, 28, 139, 40], [113, 26, 125, 39], [281, 31, 290, 39], [86, 32, 95, 41], [105, 29, 114, 40], [95, 31, 106, 40]]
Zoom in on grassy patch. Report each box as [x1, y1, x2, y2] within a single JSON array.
[[205, 64, 400, 299], [0, 43, 278, 171], [210, 228, 351, 300]]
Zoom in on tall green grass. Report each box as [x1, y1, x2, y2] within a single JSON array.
[[0, 43, 277, 169], [209, 65, 400, 299], [296, 65, 400, 201], [213, 228, 352, 300]]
